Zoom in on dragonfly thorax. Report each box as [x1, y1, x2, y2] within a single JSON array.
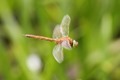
[[56, 37, 72, 43], [55, 37, 78, 48]]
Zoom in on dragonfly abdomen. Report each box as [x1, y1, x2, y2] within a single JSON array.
[[25, 34, 56, 42]]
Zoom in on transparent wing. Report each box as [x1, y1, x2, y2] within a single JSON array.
[[53, 44, 63, 63], [61, 40, 72, 50], [52, 25, 62, 39], [60, 15, 71, 37]]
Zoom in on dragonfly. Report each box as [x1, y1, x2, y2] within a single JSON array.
[[25, 15, 78, 63]]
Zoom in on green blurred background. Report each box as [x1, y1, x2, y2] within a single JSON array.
[[0, 0, 120, 80]]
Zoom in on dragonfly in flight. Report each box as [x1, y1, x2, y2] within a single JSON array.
[[25, 15, 78, 63]]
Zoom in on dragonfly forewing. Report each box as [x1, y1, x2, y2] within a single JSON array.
[[61, 40, 72, 50], [60, 15, 71, 37], [53, 44, 63, 63]]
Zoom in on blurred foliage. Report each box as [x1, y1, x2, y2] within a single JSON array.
[[0, 0, 120, 80]]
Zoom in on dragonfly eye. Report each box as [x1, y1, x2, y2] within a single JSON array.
[[73, 40, 78, 47]]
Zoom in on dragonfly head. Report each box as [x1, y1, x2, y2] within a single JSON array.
[[72, 40, 78, 47]]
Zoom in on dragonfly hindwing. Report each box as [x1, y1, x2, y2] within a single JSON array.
[[53, 25, 62, 39], [53, 44, 63, 63]]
